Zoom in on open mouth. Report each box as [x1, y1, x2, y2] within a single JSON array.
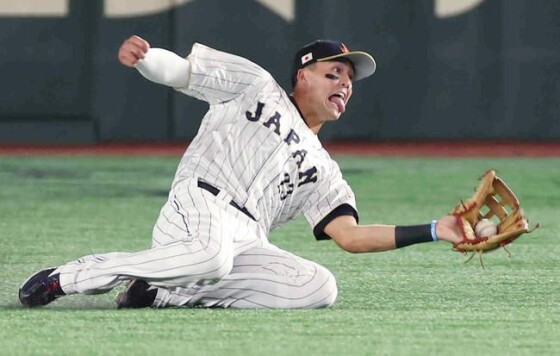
[[328, 92, 346, 113]]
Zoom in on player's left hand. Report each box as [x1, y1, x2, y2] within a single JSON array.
[[451, 169, 538, 253], [435, 215, 464, 245]]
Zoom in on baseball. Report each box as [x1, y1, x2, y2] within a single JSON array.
[[474, 219, 498, 237]]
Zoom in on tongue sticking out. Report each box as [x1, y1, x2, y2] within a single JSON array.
[[329, 95, 346, 113]]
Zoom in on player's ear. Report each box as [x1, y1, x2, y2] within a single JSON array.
[[296, 68, 309, 85]]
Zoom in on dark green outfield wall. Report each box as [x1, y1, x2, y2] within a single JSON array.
[[0, 0, 559, 143]]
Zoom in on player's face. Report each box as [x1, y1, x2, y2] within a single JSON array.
[[304, 60, 354, 121]]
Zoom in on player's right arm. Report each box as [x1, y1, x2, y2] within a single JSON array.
[[118, 35, 191, 88], [117, 35, 270, 104]]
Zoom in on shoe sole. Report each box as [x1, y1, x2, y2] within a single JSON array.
[[19, 267, 56, 289]]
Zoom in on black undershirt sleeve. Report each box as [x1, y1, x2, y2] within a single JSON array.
[[313, 204, 359, 241]]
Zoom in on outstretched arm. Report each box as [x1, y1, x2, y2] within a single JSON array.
[[117, 35, 191, 88], [324, 215, 462, 253]]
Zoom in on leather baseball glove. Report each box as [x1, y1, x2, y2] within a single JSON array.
[[451, 169, 538, 258]]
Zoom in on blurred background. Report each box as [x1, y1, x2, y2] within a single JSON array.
[[0, 0, 559, 144]]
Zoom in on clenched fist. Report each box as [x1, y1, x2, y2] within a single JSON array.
[[118, 35, 150, 67]]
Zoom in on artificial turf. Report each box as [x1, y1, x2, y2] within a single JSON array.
[[1, 155, 558, 355]]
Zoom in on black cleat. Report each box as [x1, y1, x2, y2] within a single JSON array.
[[115, 280, 157, 309], [19, 268, 65, 307]]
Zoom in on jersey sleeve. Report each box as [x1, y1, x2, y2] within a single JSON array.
[[303, 159, 359, 241], [175, 43, 271, 105]]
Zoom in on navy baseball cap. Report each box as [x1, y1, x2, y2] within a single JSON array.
[[291, 40, 376, 86]]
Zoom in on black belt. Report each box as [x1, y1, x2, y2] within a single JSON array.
[[197, 180, 256, 221]]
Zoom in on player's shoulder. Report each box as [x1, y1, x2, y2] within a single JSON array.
[[190, 43, 272, 75]]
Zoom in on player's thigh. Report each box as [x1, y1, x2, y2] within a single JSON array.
[[151, 179, 262, 253], [151, 179, 227, 249]]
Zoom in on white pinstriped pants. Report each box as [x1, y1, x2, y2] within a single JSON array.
[[56, 178, 337, 309]]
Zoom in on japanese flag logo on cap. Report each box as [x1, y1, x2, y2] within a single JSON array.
[[301, 52, 313, 65]]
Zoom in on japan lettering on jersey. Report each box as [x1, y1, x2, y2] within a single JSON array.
[[173, 43, 357, 237]]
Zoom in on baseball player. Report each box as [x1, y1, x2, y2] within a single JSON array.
[[19, 35, 463, 309]]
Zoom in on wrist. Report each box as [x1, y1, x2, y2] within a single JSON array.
[[395, 220, 438, 248], [430, 220, 439, 241]]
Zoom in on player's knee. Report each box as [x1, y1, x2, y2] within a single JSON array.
[[287, 265, 338, 309], [164, 243, 233, 286], [200, 249, 234, 280], [311, 266, 338, 308]]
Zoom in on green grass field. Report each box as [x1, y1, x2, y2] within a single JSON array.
[[1, 155, 558, 355]]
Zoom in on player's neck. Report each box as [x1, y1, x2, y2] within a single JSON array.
[[290, 94, 323, 135]]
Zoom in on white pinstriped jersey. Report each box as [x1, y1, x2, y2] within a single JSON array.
[[173, 43, 357, 237], [50, 43, 342, 309]]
